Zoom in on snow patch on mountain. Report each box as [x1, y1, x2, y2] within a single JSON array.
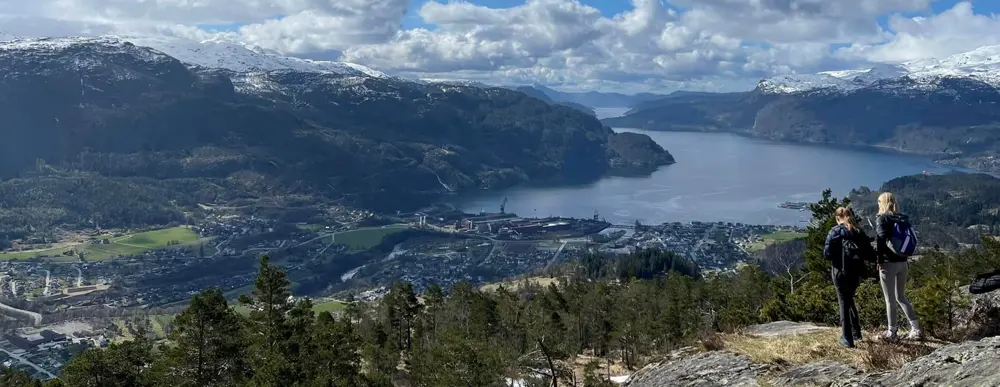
[[0, 36, 173, 66], [120, 35, 387, 78], [759, 45, 1000, 94], [0, 31, 19, 42], [756, 74, 854, 94]]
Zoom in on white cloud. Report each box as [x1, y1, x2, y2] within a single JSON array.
[[0, 0, 998, 93], [838, 2, 1000, 64]]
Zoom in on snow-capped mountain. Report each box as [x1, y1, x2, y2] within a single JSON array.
[[759, 45, 1000, 94], [121, 35, 388, 78], [0, 34, 387, 79]]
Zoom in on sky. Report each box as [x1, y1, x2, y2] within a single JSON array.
[[1, 0, 1000, 93]]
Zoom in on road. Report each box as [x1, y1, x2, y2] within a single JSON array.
[[0, 344, 56, 379], [0, 301, 41, 326]]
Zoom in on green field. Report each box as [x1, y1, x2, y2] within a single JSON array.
[[748, 230, 807, 252], [0, 226, 202, 262], [334, 225, 410, 251]]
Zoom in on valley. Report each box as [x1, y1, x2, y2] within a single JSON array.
[[1, 29, 1000, 385]]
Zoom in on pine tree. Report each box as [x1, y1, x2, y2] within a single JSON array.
[[163, 287, 247, 387], [238, 255, 295, 386], [305, 312, 364, 386]]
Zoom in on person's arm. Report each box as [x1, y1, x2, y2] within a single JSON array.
[[858, 229, 877, 262], [823, 228, 837, 261], [875, 215, 890, 264]]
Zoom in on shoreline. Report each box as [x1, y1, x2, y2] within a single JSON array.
[[610, 125, 986, 173]]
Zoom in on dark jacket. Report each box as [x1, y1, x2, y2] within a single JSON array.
[[875, 213, 911, 264], [824, 224, 875, 275]]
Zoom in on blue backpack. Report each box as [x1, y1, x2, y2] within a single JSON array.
[[889, 220, 918, 257]]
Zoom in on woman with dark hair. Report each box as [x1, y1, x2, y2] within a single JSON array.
[[824, 206, 875, 348]]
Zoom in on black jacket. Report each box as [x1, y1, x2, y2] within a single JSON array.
[[875, 213, 911, 264], [824, 224, 875, 275]]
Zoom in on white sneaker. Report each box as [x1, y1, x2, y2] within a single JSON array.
[[881, 330, 899, 341], [907, 329, 924, 340]]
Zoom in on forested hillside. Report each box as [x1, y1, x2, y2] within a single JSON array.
[[849, 173, 1000, 247], [0, 37, 674, 243]]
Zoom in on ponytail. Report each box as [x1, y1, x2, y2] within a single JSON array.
[[835, 206, 858, 231]]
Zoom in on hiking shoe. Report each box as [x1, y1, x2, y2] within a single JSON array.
[[880, 330, 899, 342], [906, 329, 924, 340], [840, 337, 856, 348], [853, 331, 863, 342]]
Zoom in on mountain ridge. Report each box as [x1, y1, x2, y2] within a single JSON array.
[[0, 34, 674, 234], [602, 44, 1000, 174]]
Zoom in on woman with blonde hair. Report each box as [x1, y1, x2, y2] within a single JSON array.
[[823, 206, 875, 348], [875, 192, 922, 340]]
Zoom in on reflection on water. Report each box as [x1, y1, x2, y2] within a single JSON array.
[[454, 129, 969, 226]]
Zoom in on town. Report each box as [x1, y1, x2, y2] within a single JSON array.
[[0, 204, 805, 379]]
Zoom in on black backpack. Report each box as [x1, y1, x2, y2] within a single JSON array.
[[840, 234, 865, 275]]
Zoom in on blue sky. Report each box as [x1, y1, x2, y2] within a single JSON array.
[[876, 0, 1000, 27]]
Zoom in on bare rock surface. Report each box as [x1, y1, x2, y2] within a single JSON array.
[[772, 360, 863, 387], [624, 351, 772, 387], [743, 321, 833, 338], [623, 332, 1000, 387], [875, 335, 1000, 387]]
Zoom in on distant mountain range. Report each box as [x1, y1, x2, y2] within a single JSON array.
[[0, 34, 674, 236], [604, 44, 1000, 174]]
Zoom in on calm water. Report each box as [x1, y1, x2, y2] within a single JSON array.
[[454, 129, 970, 226]]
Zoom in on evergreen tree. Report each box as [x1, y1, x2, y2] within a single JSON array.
[[61, 336, 155, 387], [0, 367, 44, 387], [238, 255, 295, 386], [163, 287, 247, 387]]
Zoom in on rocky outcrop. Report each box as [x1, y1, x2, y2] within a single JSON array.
[[625, 321, 1000, 387], [624, 351, 773, 387], [873, 336, 1000, 387], [772, 361, 863, 387], [954, 285, 1000, 340]]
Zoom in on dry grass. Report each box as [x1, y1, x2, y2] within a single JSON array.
[[723, 328, 943, 372]]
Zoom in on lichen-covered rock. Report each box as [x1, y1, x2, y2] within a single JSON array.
[[772, 360, 863, 387], [874, 336, 1000, 387], [954, 286, 1000, 340], [743, 321, 833, 338], [624, 351, 772, 387]]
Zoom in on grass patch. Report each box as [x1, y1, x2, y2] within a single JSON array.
[[313, 300, 347, 314], [0, 226, 200, 261], [723, 328, 941, 372], [748, 230, 807, 252], [118, 227, 199, 248], [334, 224, 410, 251], [481, 277, 560, 292]]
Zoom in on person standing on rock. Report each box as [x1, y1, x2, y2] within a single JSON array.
[[875, 192, 923, 341], [824, 206, 875, 348]]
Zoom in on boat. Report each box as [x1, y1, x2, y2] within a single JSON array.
[[778, 201, 810, 211]]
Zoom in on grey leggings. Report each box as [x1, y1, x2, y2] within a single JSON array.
[[879, 261, 919, 330]]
